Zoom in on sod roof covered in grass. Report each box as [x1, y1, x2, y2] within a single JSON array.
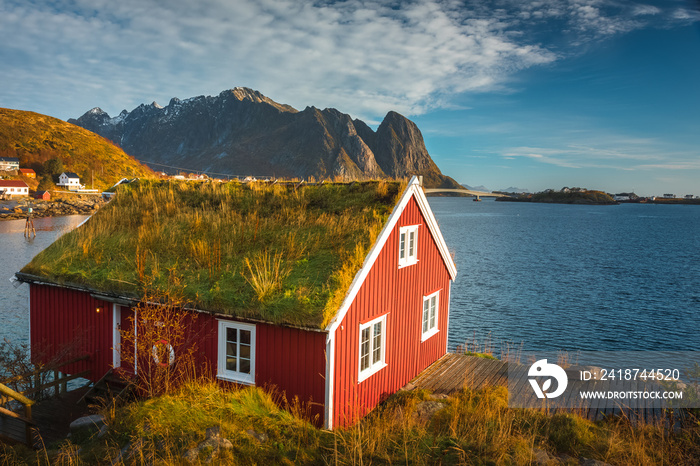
[[20, 180, 405, 329]]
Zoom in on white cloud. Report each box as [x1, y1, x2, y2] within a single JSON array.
[[0, 0, 555, 120], [671, 8, 700, 21], [637, 161, 700, 170], [500, 139, 700, 172], [632, 5, 661, 16], [0, 0, 696, 121]]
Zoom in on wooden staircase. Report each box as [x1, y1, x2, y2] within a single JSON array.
[[79, 369, 134, 409]]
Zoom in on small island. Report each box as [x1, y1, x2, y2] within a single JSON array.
[[496, 187, 617, 205]]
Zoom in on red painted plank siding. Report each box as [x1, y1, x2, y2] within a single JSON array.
[[196, 314, 328, 424], [30, 284, 113, 380], [29, 284, 327, 425], [332, 196, 452, 428]]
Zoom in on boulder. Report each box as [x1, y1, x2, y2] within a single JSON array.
[[413, 400, 445, 421], [70, 414, 106, 436], [182, 426, 234, 464]]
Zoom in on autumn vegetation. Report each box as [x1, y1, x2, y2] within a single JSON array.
[[0, 108, 153, 191], [1, 376, 697, 464]]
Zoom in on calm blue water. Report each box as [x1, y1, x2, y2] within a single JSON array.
[[0, 216, 88, 345], [428, 198, 700, 354], [1, 203, 699, 355]]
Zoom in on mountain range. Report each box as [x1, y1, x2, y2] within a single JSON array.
[[69, 88, 460, 188], [461, 184, 491, 192]]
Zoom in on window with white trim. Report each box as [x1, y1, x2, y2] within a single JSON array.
[[358, 314, 387, 382], [421, 291, 439, 341], [217, 320, 255, 384], [398, 225, 419, 267]]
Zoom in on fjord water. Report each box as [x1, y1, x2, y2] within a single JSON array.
[[0, 216, 88, 344], [1, 203, 698, 355], [427, 198, 700, 354]]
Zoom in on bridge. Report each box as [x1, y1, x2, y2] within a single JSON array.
[[423, 188, 508, 198]]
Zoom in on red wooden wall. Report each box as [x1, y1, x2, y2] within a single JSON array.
[[197, 314, 327, 423], [30, 284, 114, 380], [29, 283, 327, 424], [332, 196, 451, 428]]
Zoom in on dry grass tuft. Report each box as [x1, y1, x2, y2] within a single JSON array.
[[244, 251, 291, 302]]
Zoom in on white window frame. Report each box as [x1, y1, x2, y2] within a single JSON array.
[[398, 225, 419, 268], [217, 320, 256, 385], [358, 314, 388, 383], [421, 290, 440, 341]]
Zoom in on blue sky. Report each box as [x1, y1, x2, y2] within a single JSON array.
[[1, 0, 698, 196]]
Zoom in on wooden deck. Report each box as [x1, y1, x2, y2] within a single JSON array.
[[0, 387, 91, 448], [410, 353, 682, 424]]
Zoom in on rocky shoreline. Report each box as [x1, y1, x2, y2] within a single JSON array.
[[0, 196, 107, 220]]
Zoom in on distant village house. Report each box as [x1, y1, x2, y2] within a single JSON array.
[[0, 157, 20, 171], [57, 172, 82, 190], [0, 180, 29, 197], [33, 190, 51, 201], [19, 168, 36, 178]]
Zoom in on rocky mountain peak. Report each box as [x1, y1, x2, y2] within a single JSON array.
[[226, 87, 297, 113], [69, 88, 459, 188]]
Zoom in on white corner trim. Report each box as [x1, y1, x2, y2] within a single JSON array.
[[324, 330, 335, 430], [27, 286, 31, 353], [445, 281, 452, 354], [325, 176, 457, 334], [112, 303, 121, 368]]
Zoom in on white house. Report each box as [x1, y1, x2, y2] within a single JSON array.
[[57, 172, 82, 190], [0, 157, 20, 171], [0, 180, 29, 197]]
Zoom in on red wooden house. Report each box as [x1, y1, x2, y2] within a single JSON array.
[[19, 168, 36, 178], [33, 190, 51, 200], [17, 177, 456, 429]]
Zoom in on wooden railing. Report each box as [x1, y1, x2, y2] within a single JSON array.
[[0, 355, 90, 446], [0, 383, 34, 445]]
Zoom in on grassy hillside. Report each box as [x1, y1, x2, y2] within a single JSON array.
[[0, 108, 153, 190]]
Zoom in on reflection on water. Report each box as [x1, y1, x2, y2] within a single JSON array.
[[0, 216, 88, 345]]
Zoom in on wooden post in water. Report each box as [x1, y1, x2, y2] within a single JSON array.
[[24, 207, 36, 238]]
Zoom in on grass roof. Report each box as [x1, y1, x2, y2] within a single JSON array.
[[21, 180, 405, 329]]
